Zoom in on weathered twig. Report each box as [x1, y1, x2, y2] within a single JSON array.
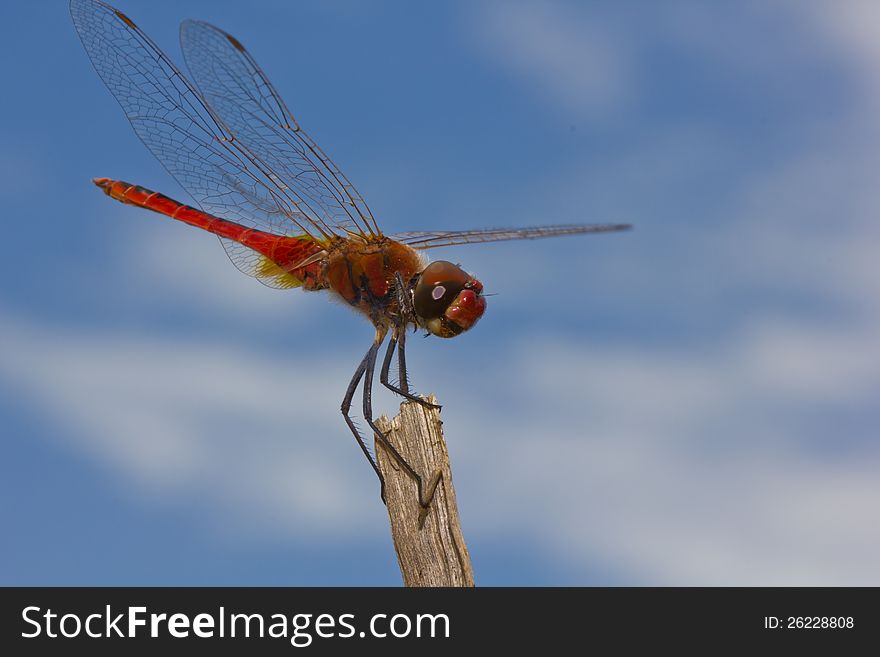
[[375, 395, 474, 587]]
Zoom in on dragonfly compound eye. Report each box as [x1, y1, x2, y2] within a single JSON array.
[[414, 261, 486, 338]]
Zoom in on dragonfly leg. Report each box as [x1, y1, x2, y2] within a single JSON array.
[[341, 341, 386, 503], [364, 328, 438, 511], [396, 326, 410, 394], [379, 329, 439, 408], [379, 272, 440, 410]]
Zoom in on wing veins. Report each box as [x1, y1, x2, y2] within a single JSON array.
[[72, 0, 331, 242], [228, 29, 379, 235], [198, 53, 359, 236], [393, 223, 633, 249], [181, 19, 381, 237]]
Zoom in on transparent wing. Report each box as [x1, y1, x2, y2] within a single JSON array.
[[70, 0, 337, 287], [392, 223, 632, 249], [180, 19, 380, 239]]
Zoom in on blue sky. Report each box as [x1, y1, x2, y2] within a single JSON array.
[[2, 0, 879, 585]]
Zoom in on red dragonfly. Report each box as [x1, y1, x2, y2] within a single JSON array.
[[70, 0, 630, 509]]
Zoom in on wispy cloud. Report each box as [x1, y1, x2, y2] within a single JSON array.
[[4, 286, 878, 584], [0, 312, 385, 541], [807, 0, 880, 106], [446, 311, 880, 584], [470, 1, 636, 119]]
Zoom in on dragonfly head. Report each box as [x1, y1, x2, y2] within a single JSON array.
[[413, 261, 486, 338]]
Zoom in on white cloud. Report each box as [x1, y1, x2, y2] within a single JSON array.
[[446, 314, 880, 584], [0, 313, 386, 541], [806, 0, 880, 105], [471, 1, 636, 119], [3, 260, 880, 584]]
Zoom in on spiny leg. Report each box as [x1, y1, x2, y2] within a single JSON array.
[[363, 328, 438, 511], [380, 331, 399, 391], [340, 342, 385, 502], [393, 269, 413, 394], [395, 327, 439, 410], [379, 272, 440, 409], [380, 328, 436, 406], [397, 325, 409, 394]]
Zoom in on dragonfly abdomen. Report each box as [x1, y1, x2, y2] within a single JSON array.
[[93, 178, 326, 289], [95, 178, 256, 241]]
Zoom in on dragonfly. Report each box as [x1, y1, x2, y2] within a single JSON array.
[[70, 0, 631, 511]]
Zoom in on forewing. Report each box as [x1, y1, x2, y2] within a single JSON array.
[[392, 223, 632, 249], [70, 0, 330, 287], [180, 19, 379, 239]]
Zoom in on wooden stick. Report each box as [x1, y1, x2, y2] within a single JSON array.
[[375, 395, 475, 587]]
